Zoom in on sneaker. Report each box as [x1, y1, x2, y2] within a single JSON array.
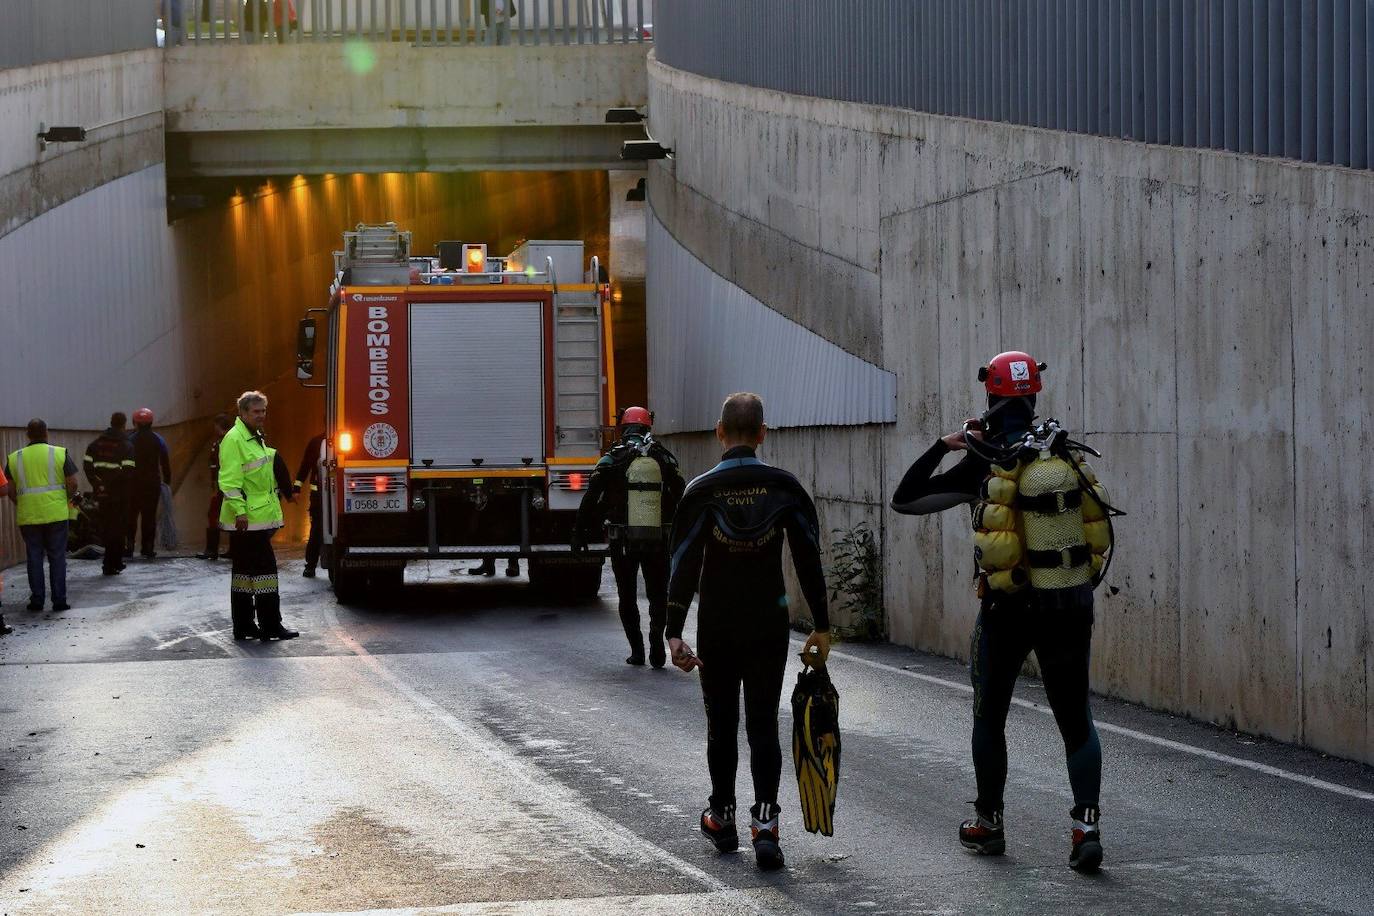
[[1069, 807, 1103, 873], [0, 616, 12, 637], [750, 803, 784, 870], [52, 602, 71, 612], [141, 552, 157, 561], [302, 567, 317, 579], [699, 804, 738, 853], [959, 809, 1006, 856], [26, 599, 43, 612]]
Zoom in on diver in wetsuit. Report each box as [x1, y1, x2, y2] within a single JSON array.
[[890, 351, 1111, 874], [665, 392, 831, 871]]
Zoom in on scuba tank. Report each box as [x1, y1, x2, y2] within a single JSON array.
[[623, 440, 665, 547], [971, 419, 1120, 595]]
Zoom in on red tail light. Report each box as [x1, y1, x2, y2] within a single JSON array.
[[374, 475, 389, 492], [568, 472, 585, 491]]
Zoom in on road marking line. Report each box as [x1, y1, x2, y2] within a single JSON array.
[[320, 606, 758, 906], [816, 642, 1374, 804]]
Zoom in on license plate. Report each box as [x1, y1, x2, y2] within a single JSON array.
[[345, 495, 406, 513]]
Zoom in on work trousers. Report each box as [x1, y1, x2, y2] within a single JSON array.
[[126, 484, 160, 556], [20, 522, 68, 605], [98, 492, 127, 573], [970, 584, 1100, 818], [304, 501, 322, 570], [610, 547, 668, 649], [698, 624, 790, 813], [229, 530, 281, 631]]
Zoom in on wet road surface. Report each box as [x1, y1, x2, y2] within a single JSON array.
[[2, 553, 1372, 914]]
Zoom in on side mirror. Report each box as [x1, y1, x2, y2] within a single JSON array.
[[296, 318, 317, 380]]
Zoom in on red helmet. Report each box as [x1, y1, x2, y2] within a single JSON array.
[[978, 351, 1046, 397], [620, 406, 653, 428], [132, 407, 155, 426]]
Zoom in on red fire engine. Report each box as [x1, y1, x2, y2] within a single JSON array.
[[296, 223, 613, 603]]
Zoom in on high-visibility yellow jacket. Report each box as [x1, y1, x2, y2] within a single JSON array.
[[7, 443, 73, 526], [218, 418, 284, 532]]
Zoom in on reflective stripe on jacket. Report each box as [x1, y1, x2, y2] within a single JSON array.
[[8, 444, 71, 526], [217, 418, 284, 531]]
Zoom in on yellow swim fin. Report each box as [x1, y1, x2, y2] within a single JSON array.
[[792, 665, 841, 836]]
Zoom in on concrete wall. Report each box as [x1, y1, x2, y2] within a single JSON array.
[[162, 43, 649, 175], [0, 50, 164, 239], [647, 56, 1374, 764]]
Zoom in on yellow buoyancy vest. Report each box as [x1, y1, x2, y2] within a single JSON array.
[[973, 447, 1114, 595]]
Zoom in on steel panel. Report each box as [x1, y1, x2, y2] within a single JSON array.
[[645, 211, 896, 435], [408, 301, 546, 467], [655, 0, 1374, 170]]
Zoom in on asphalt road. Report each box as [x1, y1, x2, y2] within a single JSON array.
[[2, 552, 1372, 915]]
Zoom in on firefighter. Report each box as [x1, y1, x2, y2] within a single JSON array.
[[219, 391, 299, 643], [83, 412, 136, 576], [6, 419, 80, 612], [665, 393, 831, 871], [889, 351, 1117, 874], [293, 432, 325, 578], [572, 406, 685, 667], [126, 407, 172, 560], [198, 414, 234, 561]]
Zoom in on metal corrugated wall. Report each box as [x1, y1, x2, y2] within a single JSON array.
[[1, 0, 155, 70], [657, 0, 1374, 170], [646, 212, 896, 434]]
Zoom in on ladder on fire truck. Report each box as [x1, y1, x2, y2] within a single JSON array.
[[552, 288, 605, 456]]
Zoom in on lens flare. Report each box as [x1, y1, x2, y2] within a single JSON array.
[[344, 41, 377, 74]]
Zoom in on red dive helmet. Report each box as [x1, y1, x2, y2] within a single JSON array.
[[132, 407, 155, 426], [979, 351, 1046, 397], [619, 406, 653, 428]]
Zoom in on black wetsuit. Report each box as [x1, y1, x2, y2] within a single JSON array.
[[892, 439, 1101, 820], [575, 432, 685, 656], [667, 446, 830, 815]]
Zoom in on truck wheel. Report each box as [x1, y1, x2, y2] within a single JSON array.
[[529, 557, 603, 603], [333, 567, 368, 605]]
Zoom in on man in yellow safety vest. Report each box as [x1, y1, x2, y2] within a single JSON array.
[[6, 419, 79, 612], [219, 391, 299, 642]]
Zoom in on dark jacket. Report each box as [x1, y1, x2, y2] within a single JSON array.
[[294, 434, 325, 510], [665, 446, 829, 644], [83, 429, 135, 499], [128, 427, 172, 490]]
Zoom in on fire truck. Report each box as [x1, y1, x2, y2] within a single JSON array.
[[296, 223, 613, 603]]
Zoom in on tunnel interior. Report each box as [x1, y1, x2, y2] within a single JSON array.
[[162, 169, 646, 545]]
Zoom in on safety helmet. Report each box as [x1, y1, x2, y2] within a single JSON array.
[[978, 351, 1046, 397], [132, 407, 155, 426], [619, 406, 653, 428]]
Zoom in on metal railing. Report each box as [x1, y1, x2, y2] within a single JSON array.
[[657, 0, 1374, 171], [178, 0, 652, 46]]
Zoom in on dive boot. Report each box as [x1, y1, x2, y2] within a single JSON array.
[[1068, 807, 1103, 873], [699, 804, 738, 853], [958, 809, 1006, 856], [750, 803, 784, 870], [625, 632, 646, 666], [648, 623, 666, 669]]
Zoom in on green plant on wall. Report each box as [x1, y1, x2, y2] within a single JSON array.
[[826, 522, 885, 641]]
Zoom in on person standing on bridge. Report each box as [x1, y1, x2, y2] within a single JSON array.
[[84, 412, 136, 576], [126, 407, 172, 560], [219, 391, 299, 643], [293, 432, 326, 579], [890, 352, 1117, 873], [665, 392, 831, 872], [6, 419, 80, 612], [572, 406, 685, 667]]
